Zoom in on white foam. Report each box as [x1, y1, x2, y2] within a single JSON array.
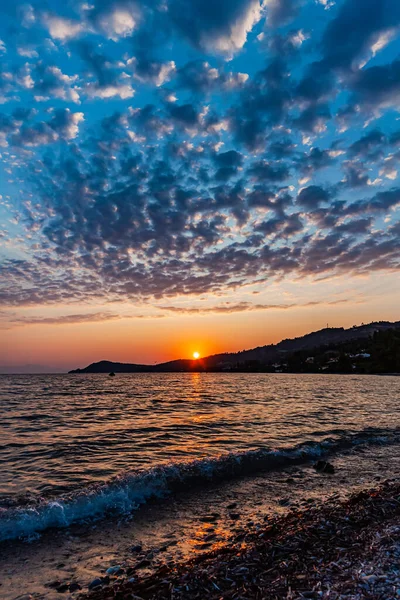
[[0, 428, 397, 543]]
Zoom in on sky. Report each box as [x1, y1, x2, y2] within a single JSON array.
[[0, 0, 400, 371]]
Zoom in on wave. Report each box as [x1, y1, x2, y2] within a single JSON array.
[[0, 427, 399, 543]]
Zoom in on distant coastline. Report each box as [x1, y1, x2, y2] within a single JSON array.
[[69, 320, 400, 375]]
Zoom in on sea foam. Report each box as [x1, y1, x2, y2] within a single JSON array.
[[0, 427, 398, 543]]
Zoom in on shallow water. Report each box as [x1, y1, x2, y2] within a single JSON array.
[[1, 373, 399, 498], [0, 373, 399, 542], [1, 442, 400, 600]]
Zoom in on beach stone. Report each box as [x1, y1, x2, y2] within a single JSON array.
[[12, 596, 33, 600], [199, 513, 220, 522], [362, 574, 378, 585], [46, 580, 62, 589], [136, 559, 151, 569], [314, 460, 335, 474], [106, 565, 124, 575], [131, 544, 142, 553], [88, 577, 103, 590], [69, 582, 82, 592], [279, 498, 290, 506], [56, 583, 69, 593], [229, 512, 240, 520], [227, 502, 237, 509]]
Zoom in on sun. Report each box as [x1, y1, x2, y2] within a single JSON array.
[[193, 351, 200, 360]]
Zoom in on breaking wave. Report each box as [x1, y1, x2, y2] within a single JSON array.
[[0, 427, 398, 543]]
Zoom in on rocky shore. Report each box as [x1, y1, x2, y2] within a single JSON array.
[[75, 480, 400, 600]]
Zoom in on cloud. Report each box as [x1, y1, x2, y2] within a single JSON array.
[[174, 60, 248, 94], [168, 0, 265, 55], [77, 41, 136, 99], [248, 160, 290, 182], [128, 56, 176, 87], [31, 64, 80, 103], [320, 0, 400, 71], [349, 130, 385, 158], [94, 4, 138, 39], [43, 14, 85, 40], [160, 298, 353, 314], [86, 83, 135, 99], [297, 185, 330, 209], [10, 109, 84, 146], [5, 312, 123, 327], [265, 0, 301, 27], [351, 59, 400, 109], [0, 0, 400, 313]]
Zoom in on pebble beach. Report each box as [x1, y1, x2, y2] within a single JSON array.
[[77, 480, 400, 600]]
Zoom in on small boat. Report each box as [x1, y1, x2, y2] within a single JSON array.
[[109, 372, 116, 377]]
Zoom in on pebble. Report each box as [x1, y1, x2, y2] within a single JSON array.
[[362, 574, 378, 585], [135, 559, 151, 569], [69, 582, 82, 593], [106, 565, 124, 575], [46, 580, 62, 589], [314, 460, 335, 474], [278, 498, 290, 506], [56, 583, 69, 593], [131, 544, 142, 553], [88, 577, 103, 590], [199, 513, 220, 522]]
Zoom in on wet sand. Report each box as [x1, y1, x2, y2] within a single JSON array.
[[80, 480, 400, 600], [1, 442, 400, 599]]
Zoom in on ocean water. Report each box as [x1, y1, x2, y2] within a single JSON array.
[[0, 372, 399, 542]]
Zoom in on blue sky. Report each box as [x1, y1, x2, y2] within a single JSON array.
[[0, 0, 400, 368]]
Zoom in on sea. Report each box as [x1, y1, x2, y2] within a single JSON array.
[[0, 372, 399, 598]]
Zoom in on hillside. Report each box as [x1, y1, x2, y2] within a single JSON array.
[[69, 320, 400, 374]]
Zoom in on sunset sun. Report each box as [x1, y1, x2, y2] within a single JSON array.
[[193, 352, 200, 360]]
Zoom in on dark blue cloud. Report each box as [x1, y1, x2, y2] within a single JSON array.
[[320, 0, 400, 71], [297, 185, 331, 209]]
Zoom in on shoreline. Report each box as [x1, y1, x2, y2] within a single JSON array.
[[2, 442, 400, 599], [78, 480, 400, 600]]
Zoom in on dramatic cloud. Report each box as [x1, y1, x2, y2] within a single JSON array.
[[0, 0, 399, 314]]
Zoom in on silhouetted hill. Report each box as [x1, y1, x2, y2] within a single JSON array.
[[69, 320, 400, 374]]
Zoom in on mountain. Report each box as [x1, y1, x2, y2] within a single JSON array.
[[69, 320, 400, 374]]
